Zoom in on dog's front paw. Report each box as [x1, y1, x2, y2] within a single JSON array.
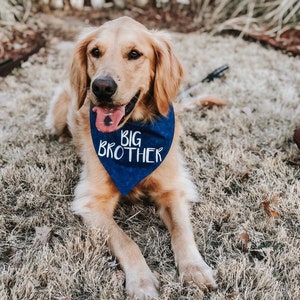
[[179, 261, 217, 290], [126, 270, 160, 299]]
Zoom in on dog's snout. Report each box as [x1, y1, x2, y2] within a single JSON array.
[[92, 76, 117, 101]]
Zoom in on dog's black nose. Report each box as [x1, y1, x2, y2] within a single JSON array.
[[92, 76, 117, 101]]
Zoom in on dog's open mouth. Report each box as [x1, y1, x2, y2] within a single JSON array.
[[92, 91, 140, 133]]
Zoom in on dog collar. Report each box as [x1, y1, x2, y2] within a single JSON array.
[[90, 105, 175, 195]]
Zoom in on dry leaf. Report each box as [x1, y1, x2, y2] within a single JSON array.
[[196, 96, 228, 108], [262, 201, 280, 218], [238, 231, 250, 248]]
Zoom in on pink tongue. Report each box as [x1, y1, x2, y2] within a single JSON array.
[[92, 106, 126, 133]]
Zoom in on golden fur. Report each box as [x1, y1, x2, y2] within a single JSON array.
[[46, 16, 217, 299]]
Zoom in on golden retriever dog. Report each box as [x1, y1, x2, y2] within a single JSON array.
[[46, 16, 217, 299]]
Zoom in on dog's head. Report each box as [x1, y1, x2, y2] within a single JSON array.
[[70, 16, 183, 132]]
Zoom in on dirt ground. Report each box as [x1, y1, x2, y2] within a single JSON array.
[[1, 11, 300, 300]]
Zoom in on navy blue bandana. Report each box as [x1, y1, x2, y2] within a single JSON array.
[[90, 105, 175, 195]]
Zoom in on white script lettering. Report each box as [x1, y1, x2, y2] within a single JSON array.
[[97, 130, 164, 164]]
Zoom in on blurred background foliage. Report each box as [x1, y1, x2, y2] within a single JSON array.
[[0, 0, 299, 75], [1, 0, 299, 36]]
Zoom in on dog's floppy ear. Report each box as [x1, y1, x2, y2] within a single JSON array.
[[70, 28, 97, 110], [152, 32, 183, 116]]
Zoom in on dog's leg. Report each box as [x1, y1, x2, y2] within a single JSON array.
[[45, 86, 71, 142], [72, 170, 160, 299], [152, 185, 217, 290]]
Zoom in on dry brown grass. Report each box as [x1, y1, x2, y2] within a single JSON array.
[[208, 0, 300, 35], [1, 15, 300, 300]]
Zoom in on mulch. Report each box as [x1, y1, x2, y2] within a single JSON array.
[[0, 23, 46, 77], [247, 28, 300, 56], [0, 7, 299, 77]]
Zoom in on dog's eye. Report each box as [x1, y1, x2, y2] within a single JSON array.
[[91, 48, 101, 58], [128, 50, 141, 60]]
